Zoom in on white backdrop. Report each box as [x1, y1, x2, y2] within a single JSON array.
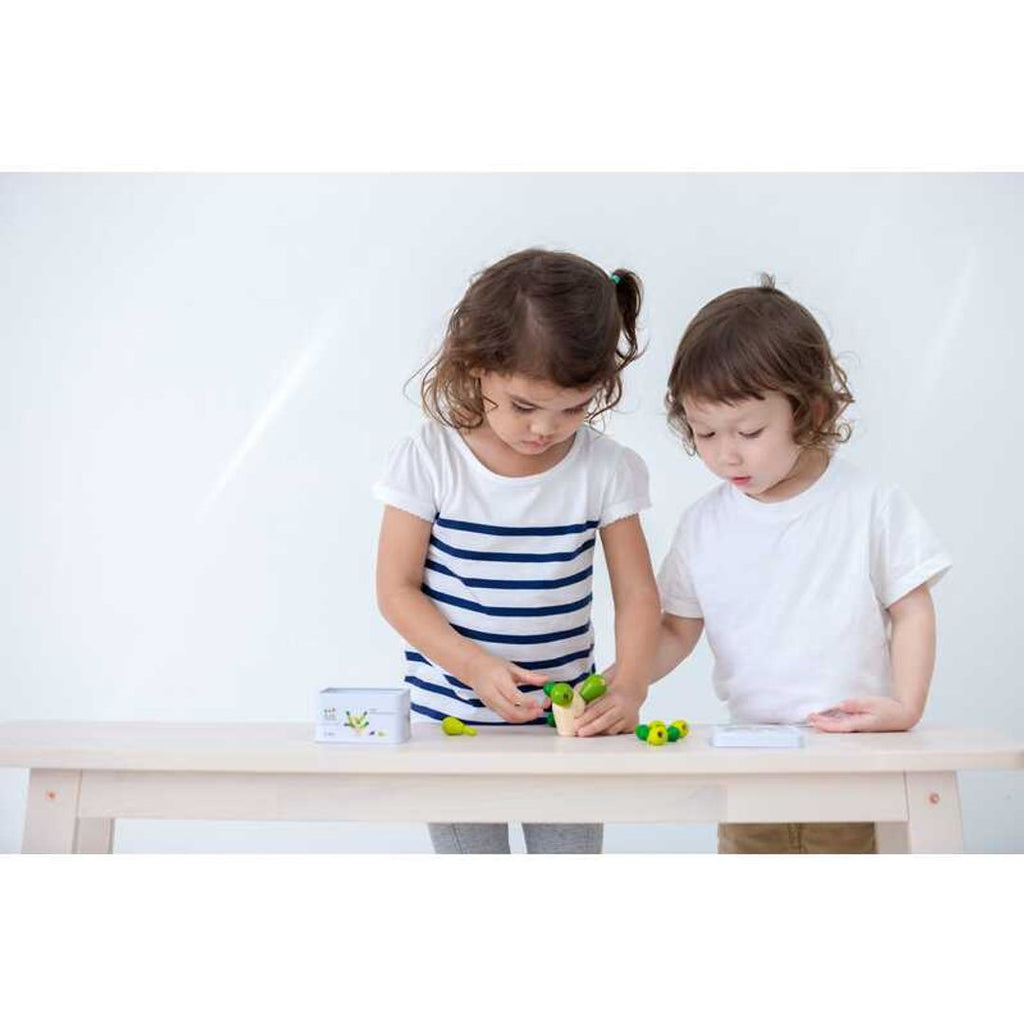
[[2, 173, 1021, 853]]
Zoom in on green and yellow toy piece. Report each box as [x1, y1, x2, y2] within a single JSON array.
[[635, 717, 689, 746], [441, 716, 477, 737], [647, 723, 669, 746], [544, 682, 575, 708]]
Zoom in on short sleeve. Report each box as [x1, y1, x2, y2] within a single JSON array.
[[657, 517, 703, 618], [371, 433, 439, 523], [599, 445, 651, 527], [871, 486, 952, 608]]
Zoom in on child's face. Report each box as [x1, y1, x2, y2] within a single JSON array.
[[477, 373, 596, 457], [683, 391, 811, 500]]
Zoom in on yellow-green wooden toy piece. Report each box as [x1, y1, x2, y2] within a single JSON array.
[[646, 723, 668, 746], [441, 716, 477, 737], [635, 719, 689, 745], [545, 682, 574, 708], [578, 673, 607, 703]]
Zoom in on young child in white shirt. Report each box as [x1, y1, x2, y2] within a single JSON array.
[[650, 274, 952, 854]]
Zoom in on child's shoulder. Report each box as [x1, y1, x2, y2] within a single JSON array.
[[394, 418, 459, 459], [828, 457, 903, 508], [579, 425, 648, 470]]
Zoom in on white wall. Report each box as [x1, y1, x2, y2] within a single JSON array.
[[2, 173, 1021, 853]]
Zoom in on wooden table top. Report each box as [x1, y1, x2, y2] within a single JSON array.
[[1, 721, 1022, 775]]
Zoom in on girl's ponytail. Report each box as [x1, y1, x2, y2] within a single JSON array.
[[611, 268, 643, 370]]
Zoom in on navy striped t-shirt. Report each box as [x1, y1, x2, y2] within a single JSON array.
[[373, 421, 650, 726]]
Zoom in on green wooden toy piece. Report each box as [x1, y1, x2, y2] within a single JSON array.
[[441, 716, 477, 737], [670, 719, 689, 739], [546, 711, 557, 728], [635, 724, 650, 742], [547, 682, 574, 708], [667, 726, 681, 742], [577, 673, 607, 703]]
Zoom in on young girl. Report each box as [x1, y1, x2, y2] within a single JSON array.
[[373, 248, 661, 855], [650, 274, 952, 855]]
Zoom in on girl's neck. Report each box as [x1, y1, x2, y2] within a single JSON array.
[[459, 423, 577, 478]]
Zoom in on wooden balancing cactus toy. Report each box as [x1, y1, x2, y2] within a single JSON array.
[[544, 673, 607, 736], [635, 719, 689, 746]]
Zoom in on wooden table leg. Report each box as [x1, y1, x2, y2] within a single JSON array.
[[73, 817, 115, 854], [22, 769, 82, 853], [876, 771, 964, 853]]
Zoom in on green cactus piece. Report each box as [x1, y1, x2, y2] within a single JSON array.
[[578, 673, 607, 703], [635, 724, 650, 742], [548, 682, 574, 707]]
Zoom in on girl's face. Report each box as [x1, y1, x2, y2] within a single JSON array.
[[683, 390, 822, 502], [477, 373, 596, 457]]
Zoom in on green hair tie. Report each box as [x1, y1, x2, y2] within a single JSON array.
[[610, 273, 621, 285]]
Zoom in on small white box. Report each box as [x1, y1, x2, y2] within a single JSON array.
[[316, 687, 410, 744]]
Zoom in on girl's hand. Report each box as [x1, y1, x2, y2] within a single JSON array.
[[574, 682, 646, 738], [807, 696, 919, 733], [464, 652, 550, 724]]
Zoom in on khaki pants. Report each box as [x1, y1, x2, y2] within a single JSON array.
[[718, 822, 877, 854]]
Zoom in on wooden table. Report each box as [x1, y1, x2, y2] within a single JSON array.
[[2, 721, 1021, 853]]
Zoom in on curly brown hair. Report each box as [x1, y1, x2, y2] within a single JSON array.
[[665, 274, 854, 454], [419, 248, 643, 429]]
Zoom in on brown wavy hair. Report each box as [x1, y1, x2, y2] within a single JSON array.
[[419, 248, 643, 428], [666, 274, 854, 454]]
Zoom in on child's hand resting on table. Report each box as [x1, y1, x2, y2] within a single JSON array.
[[807, 696, 920, 733], [464, 651, 551, 724]]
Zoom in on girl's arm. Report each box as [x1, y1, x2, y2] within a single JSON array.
[[376, 506, 548, 722], [574, 514, 661, 737], [808, 583, 936, 732]]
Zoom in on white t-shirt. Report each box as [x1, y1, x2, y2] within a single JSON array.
[[657, 458, 952, 725], [373, 421, 650, 725]]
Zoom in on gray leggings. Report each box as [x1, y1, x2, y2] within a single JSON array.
[[428, 822, 603, 854]]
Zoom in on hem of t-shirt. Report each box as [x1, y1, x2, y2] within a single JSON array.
[[660, 597, 703, 619], [371, 484, 435, 524], [598, 497, 651, 529], [882, 555, 952, 608]]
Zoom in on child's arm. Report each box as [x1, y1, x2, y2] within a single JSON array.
[[376, 506, 549, 722], [650, 612, 705, 681], [808, 583, 936, 732], [574, 515, 661, 737]]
